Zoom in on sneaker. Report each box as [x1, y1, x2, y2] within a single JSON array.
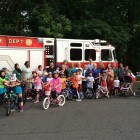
[[11, 109, 15, 112], [76, 98, 81, 102], [134, 92, 136, 96], [96, 96, 99, 99], [20, 109, 23, 112], [105, 95, 109, 98], [27, 97, 32, 100], [34, 100, 39, 103]]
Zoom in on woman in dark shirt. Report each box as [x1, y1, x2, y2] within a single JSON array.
[[13, 63, 22, 81]]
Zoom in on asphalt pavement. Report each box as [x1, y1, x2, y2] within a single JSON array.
[[0, 92, 140, 140]]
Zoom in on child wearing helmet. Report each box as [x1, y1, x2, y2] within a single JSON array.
[[9, 73, 24, 112], [67, 69, 81, 101], [45, 71, 62, 99], [44, 72, 53, 96]]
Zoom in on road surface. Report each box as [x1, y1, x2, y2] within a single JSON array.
[[0, 84, 140, 140]]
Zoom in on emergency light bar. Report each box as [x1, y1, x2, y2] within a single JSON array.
[[92, 39, 107, 45]]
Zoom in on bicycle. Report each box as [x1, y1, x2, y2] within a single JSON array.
[[43, 91, 65, 110], [62, 80, 83, 100], [0, 93, 11, 116], [6, 86, 26, 114]]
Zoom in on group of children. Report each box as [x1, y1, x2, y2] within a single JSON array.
[[28, 66, 122, 103]]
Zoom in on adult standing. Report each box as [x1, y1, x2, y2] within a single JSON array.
[[75, 63, 83, 71], [22, 61, 32, 80], [68, 63, 76, 77], [13, 63, 22, 81], [107, 67, 114, 93], [62, 60, 69, 70], [92, 63, 100, 79], [92, 63, 100, 92], [47, 62, 55, 73], [82, 64, 89, 78], [123, 65, 132, 76], [82, 64, 90, 86], [60, 64, 69, 78], [106, 63, 112, 70], [112, 63, 118, 78], [22, 61, 32, 89], [98, 62, 105, 74], [118, 63, 125, 82], [88, 59, 94, 71]]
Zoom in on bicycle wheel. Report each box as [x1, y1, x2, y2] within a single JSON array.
[[43, 97, 50, 110], [57, 95, 65, 106], [85, 89, 94, 99], [5, 98, 11, 116]]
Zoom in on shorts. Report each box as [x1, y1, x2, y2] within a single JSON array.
[[45, 91, 51, 96], [78, 84, 82, 91], [51, 91, 60, 99], [12, 86, 22, 95], [114, 87, 120, 90], [0, 88, 7, 95], [34, 85, 42, 90], [102, 86, 108, 92]]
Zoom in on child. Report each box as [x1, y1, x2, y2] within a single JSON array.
[[67, 70, 81, 101], [45, 71, 62, 100], [0, 70, 10, 102], [41, 69, 48, 83], [56, 66, 60, 73], [37, 65, 43, 77], [87, 72, 94, 89], [9, 74, 24, 112], [2, 67, 9, 81], [60, 72, 66, 91], [32, 71, 43, 103], [113, 76, 120, 96], [101, 72, 109, 98], [44, 72, 53, 96], [77, 69, 85, 92]]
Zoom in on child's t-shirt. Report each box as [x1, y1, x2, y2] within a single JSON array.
[[67, 75, 79, 88], [101, 79, 107, 87], [50, 77, 62, 93], [41, 76, 48, 83], [0, 77, 5, 88], [78, 75, 85, 84], [47, 77, 53, 82], [34, 77, 42, 87], [61, 78, 66, 90], [87, 76, 94, 88], [37, 70, 43, 77], [114, 80, 120, 88]]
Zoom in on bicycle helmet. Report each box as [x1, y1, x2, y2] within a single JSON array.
[[60, 72, 65, 75], [53, 71, 59, 74], [48, 72, 52, 75], [9, 74, 17, 82], [32, 71, 37, 74], [71, 69, 77, 73]]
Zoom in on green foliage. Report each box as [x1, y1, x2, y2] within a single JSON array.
[[28, 4, 71, 37], [0, 0, 140, 71]]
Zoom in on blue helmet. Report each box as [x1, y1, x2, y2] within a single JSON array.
[[71, 69, 77, 73]]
